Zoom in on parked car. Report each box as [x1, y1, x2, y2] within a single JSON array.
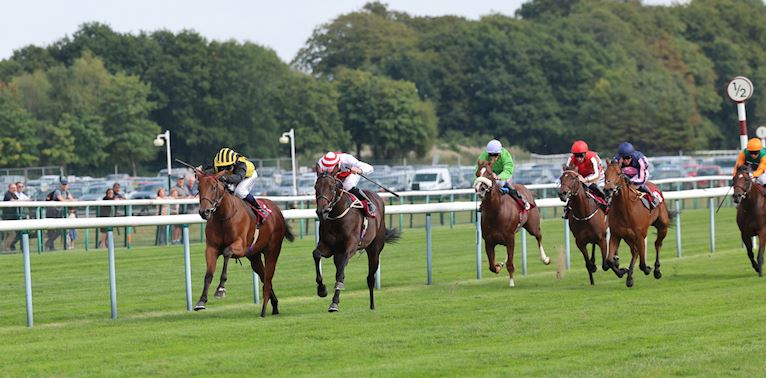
[[513, 167, 556, 185], [411, 168, 452, 190], [694, 165, 727, 187]]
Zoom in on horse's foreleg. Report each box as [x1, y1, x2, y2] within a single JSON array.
[[485, 242, 502, 274], [329, 248, 352, 313], [214, 255, 230, 299], [195, 246, 219, 311], [505, 241, 516, 287], [741, 233, 758, 273], [607, 236, 625, 278], [626, 242, 639, 288], [576, 240, 594, 286], [313, 245, 328, 298], [638, 235, 651, 276]]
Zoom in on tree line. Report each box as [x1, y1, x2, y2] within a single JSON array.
[[0, 0, 764, 174]]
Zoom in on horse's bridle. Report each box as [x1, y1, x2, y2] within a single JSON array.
[[558, 170, 582, 203], [474, 167, 494, 197], [200, 178, 225, 214], [316, 173, 344, 219], [732, 171, 752, 204]]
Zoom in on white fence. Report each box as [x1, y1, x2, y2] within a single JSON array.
[[1, 184, 732, 327]]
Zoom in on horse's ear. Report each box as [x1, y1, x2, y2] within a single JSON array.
[[562, 164, 569, 171], [605, 158, 611, 165]]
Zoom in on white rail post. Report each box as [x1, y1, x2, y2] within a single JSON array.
[[709, 197, 715, 254], [22, 231, 33, 327], [107, 228, 117, 319], [564, 220, 571, 270], [426, 213, 433, 285], [182, 224, 192, 311], [675, 200, 681, 257], [521, 229, 527, 275], [475, 211, 482, 280], [253, 272, 260, 305]]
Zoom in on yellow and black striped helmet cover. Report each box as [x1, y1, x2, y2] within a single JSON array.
[[214, 148, 239, 168]]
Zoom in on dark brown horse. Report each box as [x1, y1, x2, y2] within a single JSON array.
[[603, 159, 670, 287], [474, 161, 550, 287], [194, 170, 294, 317], [313, 172, 400, 312], [558, 169, 608, 285], [732, 165, 766, 276]]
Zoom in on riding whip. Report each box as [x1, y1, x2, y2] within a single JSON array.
[[715, 185, 733, 214], [353, 171, 400, 198]]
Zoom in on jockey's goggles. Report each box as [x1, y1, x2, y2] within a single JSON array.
[[749, 150, 760, 156], [488, 152, 500, 157], [621, 155, 632, 160], [573, 153, 585, 158]]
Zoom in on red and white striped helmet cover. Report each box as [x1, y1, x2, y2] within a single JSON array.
[[319, 152, 341, 172]]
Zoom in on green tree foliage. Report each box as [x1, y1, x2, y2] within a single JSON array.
[[0, 94, 40, 166], [335, 68, 436, 159]]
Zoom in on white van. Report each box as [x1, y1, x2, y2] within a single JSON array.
[[411, 168, 452, 191]]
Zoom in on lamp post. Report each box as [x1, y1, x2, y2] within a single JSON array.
[[154, 130, 172, 191], [279, 129, 298, 196]]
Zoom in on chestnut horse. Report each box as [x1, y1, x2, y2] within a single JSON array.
[[474, 161, 550, 287], [313, 172, 400, 312], [194, 170, 294, 317], [732, 165, 766, 276], [558, 169, 608, 285], [603, 159, 670, 287]]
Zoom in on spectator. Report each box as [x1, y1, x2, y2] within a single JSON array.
[[169, 188, 183, 244], [3, 183, 19, 251], [98, 188, 116, 248], [8, 182, 30, 251], [155, 187, 169, 245], [112, 182, 126, 200], [45, 178, 74, 251], [186, 175, 198, 197], [174, 176, 190, 198]]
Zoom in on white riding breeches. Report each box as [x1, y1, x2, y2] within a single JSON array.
[[234, 174, 258, 199], [342, 174, 361, 191], [756, 174, 766, 186]]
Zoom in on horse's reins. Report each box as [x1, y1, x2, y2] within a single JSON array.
[[561, 171, 600, 221]]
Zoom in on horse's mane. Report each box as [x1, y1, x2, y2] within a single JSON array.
[[737, 165, 751, 174]]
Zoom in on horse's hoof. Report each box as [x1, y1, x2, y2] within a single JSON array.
[[602, 263, 609, 271], [328, 303, 339, 312], [543, 257, 551, 265], [272, 309, 280, 315], [588, 264, 597, 273], [214, 288, 226, 299], [653, 270, 662, 279], [642, 267, 651, 276], [194, 304, 206, 311], [317, 285, 328, 298], [626, 278, 634, 288], [509, 278, 515, 287]]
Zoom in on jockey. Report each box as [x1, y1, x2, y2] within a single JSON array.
[[213, 147, 267, 216], [733, 138, 766, 186], [563, 140, 605, 218], [317, 151, 377, 216], [476, 139, 530, 210], [613, 142, 658, 208]]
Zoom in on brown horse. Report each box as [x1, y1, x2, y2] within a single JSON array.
[[558, 169, 608, 285], [603, 159, 670, 287], [732, 165, 766, 276], [194, 170, 294, 317], [313, 172, 400, 312], [474, 161, 550, 287]]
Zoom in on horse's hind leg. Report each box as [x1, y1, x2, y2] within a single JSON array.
[[195, 245, 220, 311], [652, 223, 668, 280], [757, 233, 766, 277], [606, 236, 626, 278], [638, 235, 652, 276], [260, 242, 283, 316], [214, 255, 230, 299], [365, 244, 382, 310], [505, 241, 516, 287], [523, 209, 550, 265], [625, 242, 639, 288]]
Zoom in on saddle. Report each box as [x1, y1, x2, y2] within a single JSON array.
[[633, 183, 664, 210], [583, 186, 610, 213], [347, 193, 376, 218], [244, 199, 272, 226]]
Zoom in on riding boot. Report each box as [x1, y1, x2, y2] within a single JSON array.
[[349, 187, 376, 215], [636, 186, 656, 209]]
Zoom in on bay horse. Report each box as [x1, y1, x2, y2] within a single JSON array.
[[313, 172, 400, 312], [732, 165, 766, 276], [474, 161, 550, 287], [603, 159, 670, 287], [194, 169, 294, 317], [558, 168, 608, 285]]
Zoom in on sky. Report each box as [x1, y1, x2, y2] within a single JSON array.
[[2, 0, 682, 64]]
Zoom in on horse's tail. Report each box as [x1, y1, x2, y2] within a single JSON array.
[[283, 218, 295, 242], [666, 208, 678, 227], [385, 228, 401, 244]]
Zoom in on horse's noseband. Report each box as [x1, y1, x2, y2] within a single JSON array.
[[200, 180, 224, 214], [316, 175, 343, 218], [474, 176, 493, 197]]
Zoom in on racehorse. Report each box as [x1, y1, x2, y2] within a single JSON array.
[[474, 161, 550, 287], [194, 169, 294, 317], [558, 168, 608, 285], [603, 159, 670, 287], [313, 172, 400, 312], [732, 165, 766, 276]]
